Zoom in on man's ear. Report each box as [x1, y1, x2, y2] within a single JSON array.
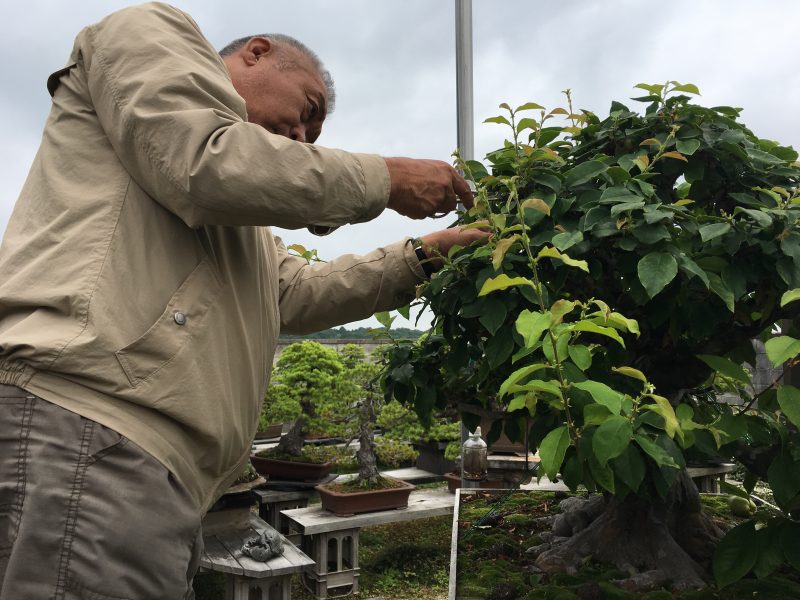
[[243, 37, 273, 66]]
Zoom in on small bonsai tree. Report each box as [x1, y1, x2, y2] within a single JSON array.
[[265, 340, 349, 458], [384, 82, 800, 590]]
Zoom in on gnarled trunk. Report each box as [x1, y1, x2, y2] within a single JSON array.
[[275, 416, 306, 456], [356, 395, 381, 486], [533, 470, 724, 592]]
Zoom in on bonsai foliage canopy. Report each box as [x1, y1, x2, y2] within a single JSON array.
[[383, 82, 800, 587]]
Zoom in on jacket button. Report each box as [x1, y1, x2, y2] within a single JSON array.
[[174, 311, 187, 326]]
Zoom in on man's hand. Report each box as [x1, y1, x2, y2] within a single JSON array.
[[384, 157, 474, 219], [418, 223, 490, 272]]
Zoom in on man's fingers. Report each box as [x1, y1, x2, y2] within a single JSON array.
[[451, 169, 474, 208]]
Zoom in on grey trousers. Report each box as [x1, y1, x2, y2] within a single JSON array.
[[0, 384, 203, 599]]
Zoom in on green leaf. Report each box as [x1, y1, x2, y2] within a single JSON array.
[[634, 434, 678, 468], [568, 345, 592, 371], [767, 451, 800, 508], [754, 525, 785, 580], [708, 272, 735, 313], [675, 138, 701, 155], [677, 254, 710, 288], [670, 82, 700, 95], [778, 385, 800, 428], [478, 274, 535, 296], [516, 101, 545, 112], [637, 252, 678, 298], [570, 321, 626, 347], [563, 160, 608, 188], [781, 523, 800, 571], [610, 201, 646, 217], [515, 310, 552, 349], [584, 404, 613, 426], [375, 311, 394, 329], [484, 115, 511, 126], [635, 83, 664, 95], [552, 231, 583, 252], [592, 416, 633, 466], [572, 380, 623, 415], [539, 425, 570, 481], [611, 444, 646, 492], [713, 521, 758, 588], [478, 297, 508, 336], [697, 354, 751, 384], [699, 222, 731, 243], [499, 363, 548, 398], [765, 336, 800, 366], [397, 305, 411, 320], [780, 288, 800, 307]]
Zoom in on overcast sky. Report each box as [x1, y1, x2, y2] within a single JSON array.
[[1, 1, 798, 330]]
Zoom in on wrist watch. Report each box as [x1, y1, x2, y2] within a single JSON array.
[[411, 238, 435, 278]]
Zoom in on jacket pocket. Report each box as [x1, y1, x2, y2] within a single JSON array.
[[115, 258, 222, 387]]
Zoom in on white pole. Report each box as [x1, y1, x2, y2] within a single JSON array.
[[455, 0, 474, 162], [456, 0, 475, 491]]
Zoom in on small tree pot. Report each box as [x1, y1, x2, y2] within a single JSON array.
[[253, 423, 284, 440], [412, 440, 457, 475], [315, 477, 415, 516], [250, 455, 333, 482], [443, 471, 505, 494]]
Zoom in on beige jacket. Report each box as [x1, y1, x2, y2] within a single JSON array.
[[0, 2, 424, 511]]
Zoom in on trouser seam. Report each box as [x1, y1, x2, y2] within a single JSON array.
[[54, 418, 95, 599], [11, 396, 35, 545]]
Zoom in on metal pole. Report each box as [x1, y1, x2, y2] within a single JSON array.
[[455, 0, 474, 162], [456, 0, 475, 490]]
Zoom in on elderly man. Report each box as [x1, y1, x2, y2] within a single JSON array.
[[0, 2, 484, 598]]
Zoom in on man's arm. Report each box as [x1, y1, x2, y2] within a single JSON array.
[[277, 226, 489, 334], [75, 3, 468, 229]]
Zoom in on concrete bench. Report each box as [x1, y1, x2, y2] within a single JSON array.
[[200, 513, 315, 600], [282, 488, 455, 599], [687, 462, 738, 493]]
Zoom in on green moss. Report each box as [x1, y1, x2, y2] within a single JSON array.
[[597, 581, 637, 599]]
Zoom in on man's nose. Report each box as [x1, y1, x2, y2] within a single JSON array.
[[289, 125, 306, 143]]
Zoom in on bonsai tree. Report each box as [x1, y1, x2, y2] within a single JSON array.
[[384, 82, 800, 590], [265, 340, 350, 458]]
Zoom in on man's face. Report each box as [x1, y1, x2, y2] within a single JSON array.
[[225, 39, 328, 143]]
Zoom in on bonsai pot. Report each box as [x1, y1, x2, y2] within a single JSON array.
[[443, 471, 505, 494], [250, 454, 333, 482], [412, 440, 457, 475], [315, 477, 415, 516], [253, 423, 284, 440]]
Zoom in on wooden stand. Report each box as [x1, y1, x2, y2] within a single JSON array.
[[200, 513, 314, 600]]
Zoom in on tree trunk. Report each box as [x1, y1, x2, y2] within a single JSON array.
[[275, 417, 306, 456], [356, 396, 381, 486], [533, 470, 724, 592]]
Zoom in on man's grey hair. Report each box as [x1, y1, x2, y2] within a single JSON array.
[[220, 34, 335, 114]]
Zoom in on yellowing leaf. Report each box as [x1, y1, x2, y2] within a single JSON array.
[[640, 138, 661, 146], [521, 198, 551, 215], [673, 199, 695, 206], [550, 300, 577, 325], [612, 366, 648, 383], [780, 288, 800, 307], [643, 394, 680, 439], [478, 274, 535, 297], [492, 235, 520, 270], [633, 154, 650, 172], [548, 107, 569, 116], [662, 151, 688, 162], [537, 246, 589, 272]]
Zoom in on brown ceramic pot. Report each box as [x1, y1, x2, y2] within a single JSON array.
[[250, 455, 333, 482], [315, 477, 415, 516]]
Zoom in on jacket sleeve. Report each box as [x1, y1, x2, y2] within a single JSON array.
[[74, 2, 389, 228], [277, 236, 426, 334]]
